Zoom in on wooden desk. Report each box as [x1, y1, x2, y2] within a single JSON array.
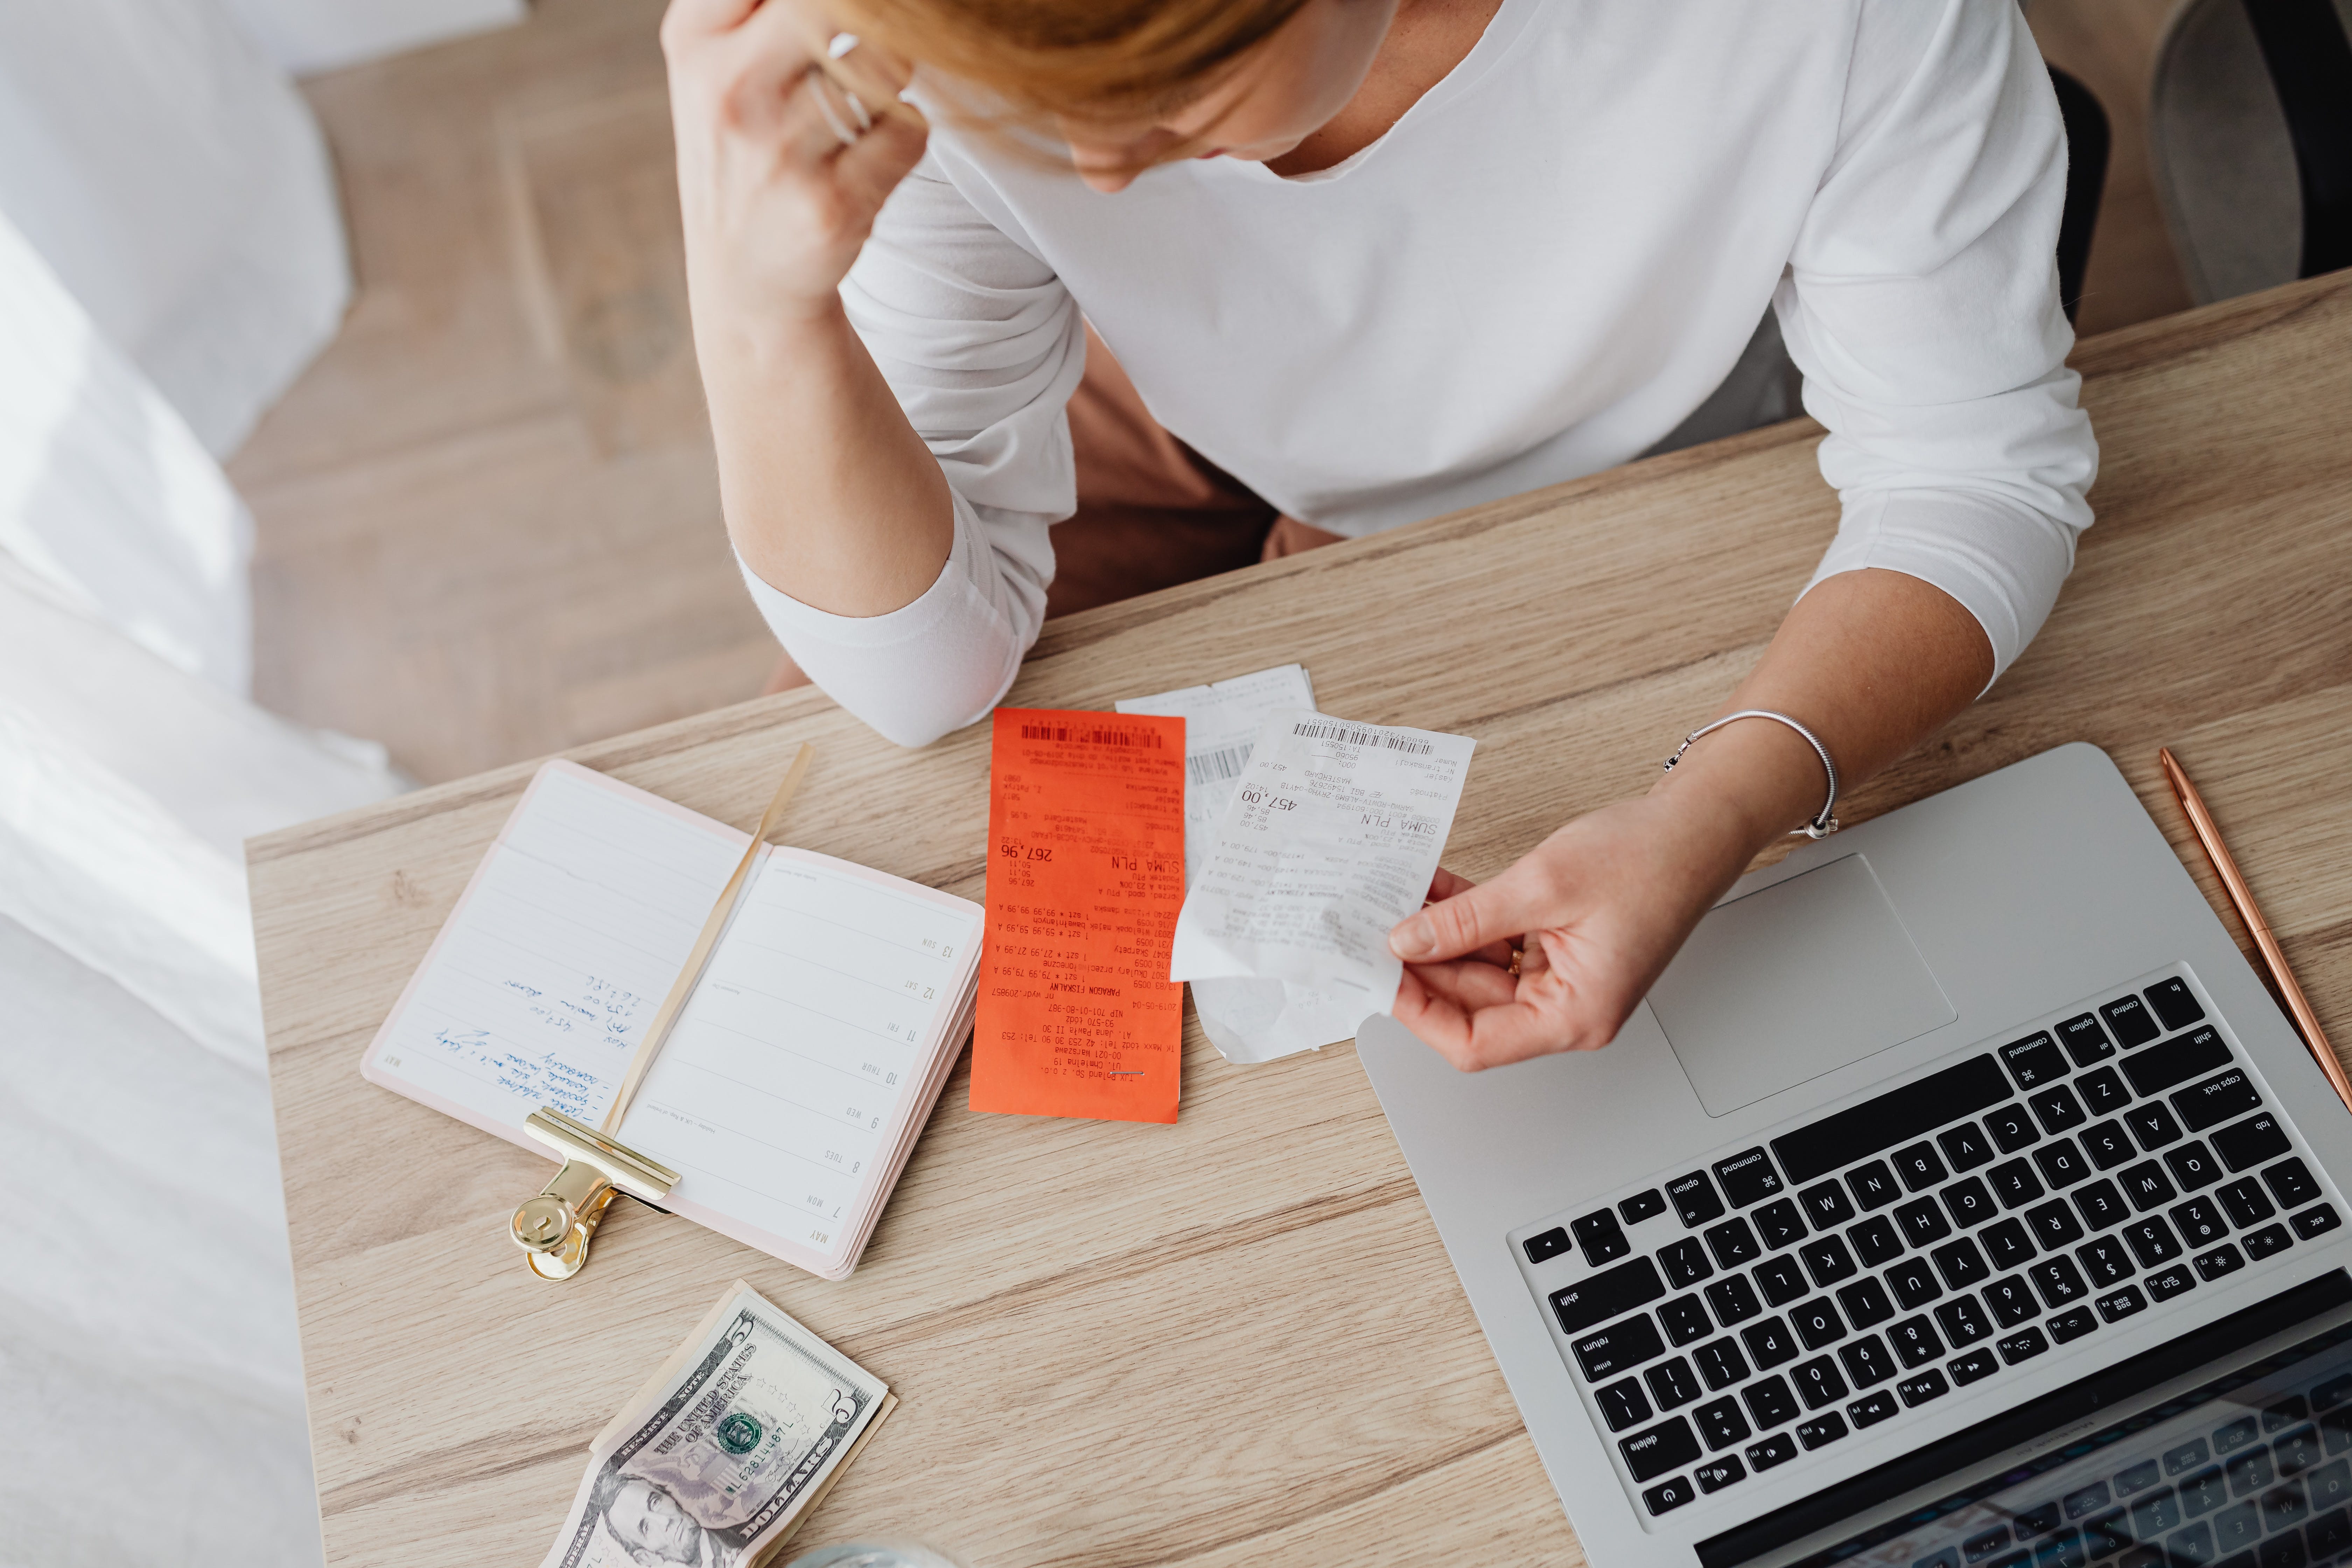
[[252, 273, 2352, 1567]]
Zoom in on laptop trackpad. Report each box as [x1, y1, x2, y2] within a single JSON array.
[[1649, 854, 1955, 1117]]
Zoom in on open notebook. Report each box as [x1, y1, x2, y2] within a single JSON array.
[[361, 760, 983, 1280]]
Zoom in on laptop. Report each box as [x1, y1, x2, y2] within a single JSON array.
[[1357, 742, 2352, 1568]]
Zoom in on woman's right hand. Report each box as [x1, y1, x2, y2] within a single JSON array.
[[662, 0, 928, 332]]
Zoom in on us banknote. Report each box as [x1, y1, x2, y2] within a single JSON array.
[[541, 1280, 894, 1568]]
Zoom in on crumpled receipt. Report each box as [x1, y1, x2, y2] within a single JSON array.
[[1118, 666, 1362, 1063], [1169, 709, 1476, 1043]]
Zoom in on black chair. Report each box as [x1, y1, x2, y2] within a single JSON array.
[[2049, 66, 2110, 324]]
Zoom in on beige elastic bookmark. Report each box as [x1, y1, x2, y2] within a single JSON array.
[[509, 744, 817, 1281]]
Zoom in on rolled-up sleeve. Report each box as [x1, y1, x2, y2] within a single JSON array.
[[1779, 0, 2099, 684], [736, 150, 1082, 747]]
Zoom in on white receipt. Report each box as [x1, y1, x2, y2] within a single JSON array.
[[1169, 710, 1476, 1030], [1117, 665, 1362, 1063]]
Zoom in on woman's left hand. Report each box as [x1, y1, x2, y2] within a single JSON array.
[[1386, 786, 1762, 1070]]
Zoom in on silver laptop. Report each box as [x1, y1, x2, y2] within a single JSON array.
[[1359, 742, 2352, 1568]]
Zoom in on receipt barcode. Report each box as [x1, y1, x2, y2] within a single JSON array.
[[1018, 722, 1165, 748], [1186, 745, 1253, 785], [1290, 721, 1435, 755]]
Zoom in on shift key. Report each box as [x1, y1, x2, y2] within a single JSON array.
[[1553, 1256, 1670, 1335]]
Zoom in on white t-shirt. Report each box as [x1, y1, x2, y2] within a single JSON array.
[[742, 0, 2098, 747]]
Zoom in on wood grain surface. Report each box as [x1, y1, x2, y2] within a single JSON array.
[[250, 272, 2352, 1568]]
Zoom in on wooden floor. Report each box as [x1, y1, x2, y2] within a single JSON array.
[[230, 0, 2197, 785]]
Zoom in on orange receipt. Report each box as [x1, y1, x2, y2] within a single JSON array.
[[971, 707, 1189, 1124]]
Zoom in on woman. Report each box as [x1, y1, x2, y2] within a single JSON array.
[[663, 0, 2097, 1072]]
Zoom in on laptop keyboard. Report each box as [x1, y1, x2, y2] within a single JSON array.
[[1514, 970, 2346, 1522]]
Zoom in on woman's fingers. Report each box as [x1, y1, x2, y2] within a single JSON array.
[[663, 0, 764, 46], [1391, 861, 1555, 964], [717, 0, 832, 130], [835, 108, 930, 205]]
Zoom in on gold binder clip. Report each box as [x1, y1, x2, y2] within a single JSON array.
[[507, 744, 814, 1282]]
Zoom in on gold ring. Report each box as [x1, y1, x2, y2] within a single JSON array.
[[1507, 944, 1524, 978]]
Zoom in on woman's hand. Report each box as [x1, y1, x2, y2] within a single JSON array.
[[662, 0, 927, 331]]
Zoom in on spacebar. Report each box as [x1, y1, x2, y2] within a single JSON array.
[[1770, 1055, 2011, 1186]]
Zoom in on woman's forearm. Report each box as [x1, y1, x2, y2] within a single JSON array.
[[699, 299, 953, 617]]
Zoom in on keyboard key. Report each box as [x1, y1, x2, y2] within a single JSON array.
[[2125, 1216, 2185, 1268], [1894, 1141, 1951, 1192], [2018, 1500, 2064, 1536], [2122, 1161, 2181, 1212], [2226, 1441, 2273, 1486], [1620, 1188, 1668, 1224], [1889, 1258, 1945, 1310], [1837, 1275, 1897, 1330], [1936, 1294, 1995, 1346], [1552, 1257, 1670, 1335], [2078, 1235, 2134, 1286], [1793, 1354, 1850, 1408], [2129, 1102, 2187, 1151], [2081, 1121, 2138, 1171], [1714, 1147, 1785, 1208], [1992, 1159, 2049, 1208], [1644, 1475, 1698, 1515], [2315, 1378, 2352, 1414], [2074, 1178, 2132, 1232], [2166, 1522, 2216, 1567], [1660, 1294, 1714, 1347], [1900, 1368, 1950, 1406], [2085, 1509, 2131, 1557], [2096, 1284, 2148, 1322], [1801, 1235, 1860, 1288], [2079, 1067, 2133, 1117], [1797, 1411, 1850, 1449], [2245, 1224, 2294, 1260], [1746, 1430, 1799, 1471], [2308, 1457, 2351, 1507], [1850, 1160, 1904, 1212], [2214, 1114, 2293, 1175], [1598, 1377, 1654, 1431], [2125, 1028, 2234, 1097], [2172, 1197, 2231, 1250], [1945, 1176, 1998, 1229], [1525, 1227, 1574, 1264], [1986, 1275, 2040, 1327], [2169, 1441, 2213, 1478], [2102, 994, 2163, 1049], [1840, 1333, 1898, 1388], [2148, 978, 2208, 1032], [1707, 1216, 1763, 1268], [1851, 1214, 1907, 1268], [1934, 1237, 1993, 1289], [2029, 1199, 2088, 1250], [1950, 1346, 2001, 1385], [2266, 1398, 2310, 1435], [2000, 1326, 2051, 1363], [2175, 1071, 2264, 1136], [1848, 1388, 1900, 1427], [1771, 1055, 2014, 1185], [1693, 1337, 1750, 1391], [1694, 1454, 1747, 1493], [1670, 1170, 1727, 1228], [1889, 1314, 1944, 1367], [2036, 1137, 2094, 1188], [1791, 1297, 1847, 1350], [1983, 1217, 2039, 1271], [1621, 1414, 1702, 1481], [2312, 1510, 2352, 1558], [1573, 1209, 1631, 1263], [1694, 1394, 1750, 1449], [1575, 1314, 1670, 1380], [2004, 1033, 2071, 1089], [1899, 1196, 1955, 1248], [1706, 1274, 1764, 1325], [1801, 1179, 1858, 1228], [2137, 1487, 2186, 1535], [2034, 1085, 2091, 1136], [1942, 1121, 1999, 1172], [2146, 1263, 2197, 1301], [2278, 1423, 2322, 1471], [2267, 1160, 2323, 1211], [2294, 1205, 2342, 1239], [2119, 1461, 2162, 1495], [1989, 1104, 2045, 1154], [1742, 1317, 1800, 1370], [1755, 1255, 1809, 1306], [1754, 1198, 1808, 1251], [1660, 1238, 1714, 1289], [2058, 1012, 2117, 1066], [1647, 1356, 1704, 1410], [2050, 1305, 2098, 1343], [1744, 1373, 1800, 1429], [2031, 1256, 2091, 1307]]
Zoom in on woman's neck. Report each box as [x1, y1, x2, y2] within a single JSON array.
[[1265, 0, 1508, 176]]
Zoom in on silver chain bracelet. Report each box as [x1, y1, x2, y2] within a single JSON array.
[[1662, 709, 1842, 839]]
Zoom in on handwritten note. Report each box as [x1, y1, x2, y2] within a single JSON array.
[[969, 707, 1188, 1124]]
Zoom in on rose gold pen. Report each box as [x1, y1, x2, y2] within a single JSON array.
[[2158, 746, 2352, 1114]]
